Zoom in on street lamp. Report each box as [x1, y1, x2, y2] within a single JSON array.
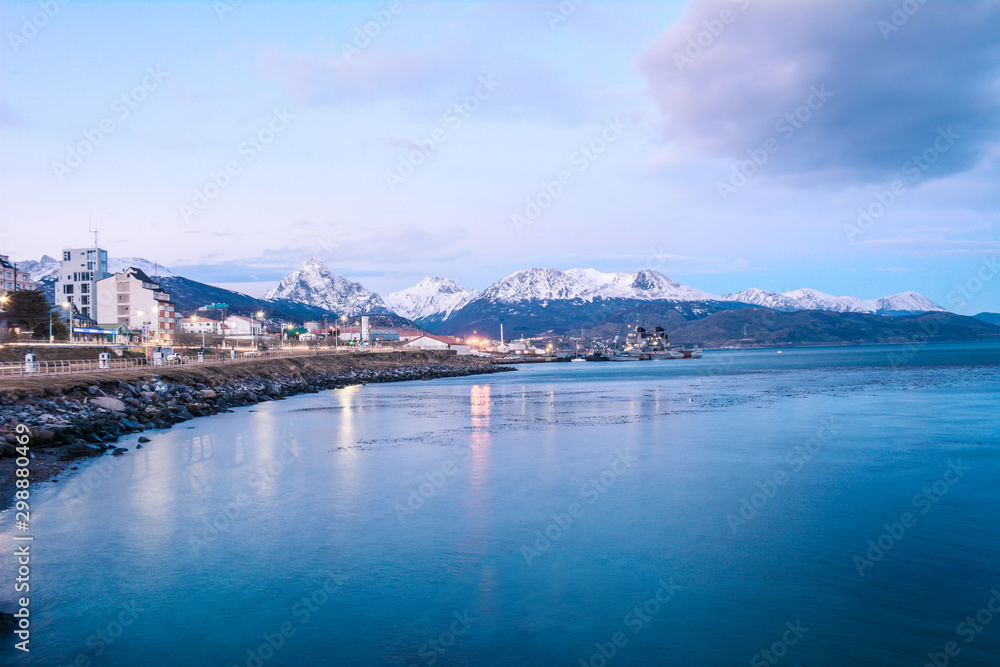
[[51, 301, 70, 343], [256, 310, 264, 349], [192, 315, 205, 348]]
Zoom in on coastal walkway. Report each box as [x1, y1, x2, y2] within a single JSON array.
[[0, 346, 408, 379]]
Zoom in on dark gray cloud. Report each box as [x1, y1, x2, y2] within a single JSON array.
[[637, 0, 1000, 182]]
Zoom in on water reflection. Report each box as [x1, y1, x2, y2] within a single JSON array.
[[465, 385, 495, 599], [469, 384, 492, 488], [335, 385, 361, 498]]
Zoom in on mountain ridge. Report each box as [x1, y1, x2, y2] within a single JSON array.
[[263, 257, 389, 316]]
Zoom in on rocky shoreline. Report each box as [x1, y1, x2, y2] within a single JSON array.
[[0, 353, 513, 508]]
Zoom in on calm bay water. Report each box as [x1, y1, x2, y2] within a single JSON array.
[[3, 342, 1000, 666]]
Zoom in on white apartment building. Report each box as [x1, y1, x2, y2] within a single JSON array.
[[180, 317, 221, 334], [55, 246, 110, 320], [0, 254, 36, 295], [223, 315, 262, 340], [95, 267, 175, 342]]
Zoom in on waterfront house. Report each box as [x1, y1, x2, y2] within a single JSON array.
[[403, 334, 471, 355]]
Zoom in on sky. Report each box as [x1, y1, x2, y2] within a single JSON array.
[[1, 0, 998, 314]]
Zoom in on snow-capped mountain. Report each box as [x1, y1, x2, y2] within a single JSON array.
[[476, 268, 719, 304], [478, 268, 593, 303], [723, 288, 945, 315], [720, 287, 801, 311], [871, 292, 947, 314], [18, 255, 61, 282], [20, 255, 173, 282], [109, 257, 174, 278], [263, 257, 389, 315], [385, 277, 478, 323]]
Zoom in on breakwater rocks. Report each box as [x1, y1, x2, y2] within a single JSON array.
[[0, 358, 512, 467]]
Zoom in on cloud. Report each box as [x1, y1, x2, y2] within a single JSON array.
[[636, 0, 1000, 183], [853, 235, 998, 258], [175, 225, 469, 284], [257, 45, 453, 106], [255, 6, 609, 124]]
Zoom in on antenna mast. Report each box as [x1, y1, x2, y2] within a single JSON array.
[[88, 212, 99, 247]]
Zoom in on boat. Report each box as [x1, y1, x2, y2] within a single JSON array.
[[639, 326, 686, 360], [650, 349, 685, 360], [607, 348, 644, 361], [606, 332, 647, 361]]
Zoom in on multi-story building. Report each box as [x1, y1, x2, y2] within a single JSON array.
[[0, 254, 36, 295], [54, 246, 110, 320], [180, 317, 221, 334], [95, 267, 175, 342], [223, 315, 261, 340]]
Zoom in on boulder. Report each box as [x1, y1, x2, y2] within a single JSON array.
[[62, 443, 103, 459], [90, 396, 126, 412], [28, 427, 56, 447], [199, 389, 217, 400]]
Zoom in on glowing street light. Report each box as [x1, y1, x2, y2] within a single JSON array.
[[51, 301, 70, 343]]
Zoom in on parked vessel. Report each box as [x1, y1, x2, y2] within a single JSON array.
[[602, 326, 703, 361], [607, 331, 647, 361]]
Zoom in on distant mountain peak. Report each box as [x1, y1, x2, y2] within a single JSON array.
[[478, 267, 719, 304], [385, 276, 478, 323], [263, 257, 388, 316], [722, 287, 945, 315]]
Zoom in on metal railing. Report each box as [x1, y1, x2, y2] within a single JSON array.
[[0, 345, 419, 378]]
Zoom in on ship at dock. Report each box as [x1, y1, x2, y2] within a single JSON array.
[[601, 326, 702, 361]]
